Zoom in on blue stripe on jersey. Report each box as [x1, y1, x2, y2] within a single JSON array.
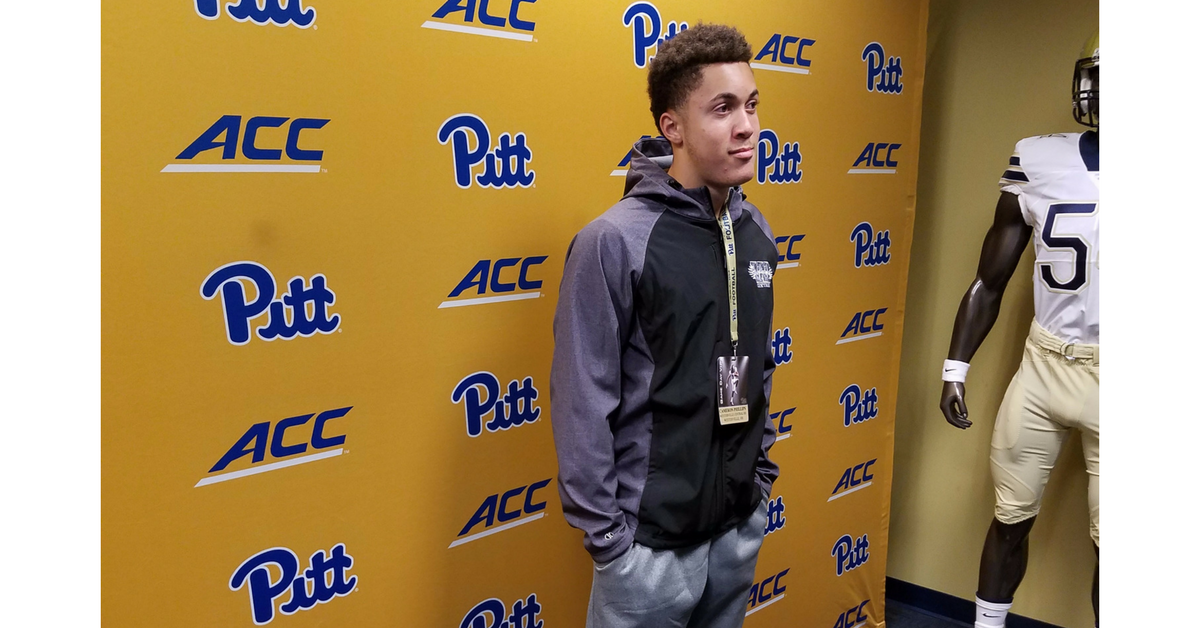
[[1001, 169, 1029, 182], [1079, 130, 1098, 172], [1009, 156, 1021, 166]]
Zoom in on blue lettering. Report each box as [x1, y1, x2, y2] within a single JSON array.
[[862, 42, 903, 94], [230, 548, 298, 625], [451, 372, 502, 438], [755, 33, 781, 62], [623, 2, 686, 68], [489, 257, 520, 293], [200, 262, 276, 345], [518, 256, 547, 290], [269, 413, 312, 459], [210, 422, 269, 472], [432, 0, 475, 21], [832, 533, 870, 576], [757, 129, 803, 184], [177, 114, 241, 160], [225, 0, 316, 28], [449, 260, 491, 298], [285, 118, 329, 161], [311, 406, 351, 449], [242, 116, 287, 161], [438, 115, 535, 189], [852, 222, 892, 268], [840, 384, 879, 427], [772, 327, 793, 365]]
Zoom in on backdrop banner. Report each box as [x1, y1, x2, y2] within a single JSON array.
[[102, 1, 928, 626]]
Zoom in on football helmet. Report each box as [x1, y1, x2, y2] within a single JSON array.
[[1072, 32, 1099, 127]]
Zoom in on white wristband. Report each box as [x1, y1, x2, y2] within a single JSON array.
[[942, 359, 970, 383]]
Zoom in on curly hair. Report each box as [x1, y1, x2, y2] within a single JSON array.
[[647, 24, 753, 133]]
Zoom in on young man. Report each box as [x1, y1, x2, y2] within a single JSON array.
[[550, 24, 781, 628]]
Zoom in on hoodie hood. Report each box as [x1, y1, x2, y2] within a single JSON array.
[[623, 136, 747, 223]]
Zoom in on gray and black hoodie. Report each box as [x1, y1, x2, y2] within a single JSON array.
[[550, 137, 781, 564]]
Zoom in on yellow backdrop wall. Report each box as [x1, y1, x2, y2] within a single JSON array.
[[103, 1, 928, 626]]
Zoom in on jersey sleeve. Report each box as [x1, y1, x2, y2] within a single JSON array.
[[998, 142, 1033, 226]]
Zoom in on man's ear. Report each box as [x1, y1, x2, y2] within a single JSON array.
[[660, 110, 684, 147]]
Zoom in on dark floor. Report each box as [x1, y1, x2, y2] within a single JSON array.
[[885, 599, 973, 628]]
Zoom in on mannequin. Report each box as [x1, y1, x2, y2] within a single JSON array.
[[939, 33, 1100, 628]]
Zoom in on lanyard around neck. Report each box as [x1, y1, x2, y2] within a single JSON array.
[[717, 191, 738, 356]]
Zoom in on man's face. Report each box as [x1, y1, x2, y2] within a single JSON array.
[[674, 62, 760, 189]]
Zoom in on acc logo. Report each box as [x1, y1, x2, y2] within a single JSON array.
[[770, 407, 795, 441], [195, 0, 315, 28], [763, 496, 786, 536], [230, 543, 356, 625], [198, 407, 351, 487], [774, 234, 804, 269], [757, 130, 803, 184], [852, 222, 891, 268], [829, 458, 877, 502], [833, 600, 871, 628], [746, 567, 789, 616], [452, 372, 541, 437], [453, 479, 552, 547], [862, 42, 903, 94], [623, 2, 688, 68], [839, 384, 879, 428], [837, 308, 886, 345], [201, 261, 340, 346], [459, 594, 544, 628], [438, 114, 535, 189], [849, 142, 901, 174], [772, 327, 793, 366], [422, 0, 538, 42], [164, 115, 328, 173], [750, 33, 815, 74], [440, 256, 548, 308], [832, 533, 870, 576]]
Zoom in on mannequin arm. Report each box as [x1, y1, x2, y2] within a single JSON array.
[[940, 192, 1032, 428]]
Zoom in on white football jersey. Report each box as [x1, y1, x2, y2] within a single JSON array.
[[999, 131, 1099, 345]]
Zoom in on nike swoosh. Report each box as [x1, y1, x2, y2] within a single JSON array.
[[983, 613, 999, 618], [944, 369, 953, 372]]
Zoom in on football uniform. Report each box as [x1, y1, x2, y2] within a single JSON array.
[[991, 130, 1099, 544]]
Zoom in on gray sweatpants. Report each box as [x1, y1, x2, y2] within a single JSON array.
[[586, 497, 770, 628]]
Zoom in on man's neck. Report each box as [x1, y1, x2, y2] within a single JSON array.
[[668, 156, 730, 216]]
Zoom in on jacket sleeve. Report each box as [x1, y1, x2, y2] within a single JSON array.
[[757, 313, 781, 497], [747, 204, 781, 498], [550, 219, 635, 562]]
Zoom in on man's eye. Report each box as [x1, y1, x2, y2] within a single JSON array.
[[747, 101, 758, 111], [715, 104, 728, 113]]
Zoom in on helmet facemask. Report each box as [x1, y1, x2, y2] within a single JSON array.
[[1073, 51, 1099, 127]]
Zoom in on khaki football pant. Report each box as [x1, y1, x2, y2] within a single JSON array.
[[991, 320, 1099, 545]]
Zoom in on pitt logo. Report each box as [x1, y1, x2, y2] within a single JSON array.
[[201, 261, 340, 346], [839, 384, 879, 428], [440, 256, 547, 308], [749, 261, 773, 288], [163, 115, 328, 173], [452, 479, 552, 547], [438, 114, 535, 189], [829, 458, 877, 502], [774, 234, 804, 269], [750, 33, 816, 75], [757, 130, 803, 184], [832, 533, 870, 576], [195, 0, 315, 28], [849, 142, 901, 174], [837, 308, 886, 345], [452, 372, 541, 437], [623, 2, 688, 68], [852, 222, 892, 268], [862, 42, 903, 94], [772, 327, 793, 366], [198, 407, 351, 488], [746, 568, 789, 616], [833, 600, 871, 628], [460, 594, 545, 628], [763, 496, 786, 536], [770, 407, 795, 441], [421, 0, 538, 43], [230, 543, 356, 625]]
